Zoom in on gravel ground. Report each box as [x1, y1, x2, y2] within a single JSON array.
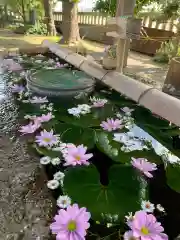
[[0, 57, 54, 240]]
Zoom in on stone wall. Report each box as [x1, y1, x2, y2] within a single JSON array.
[[55, 22, 174, 55]]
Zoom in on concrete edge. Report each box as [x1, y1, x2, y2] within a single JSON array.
[[3, 40, 178, 126], [40, 40, 180, 126], [0, 46, 49, 57]]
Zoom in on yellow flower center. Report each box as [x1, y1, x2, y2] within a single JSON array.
[[67, 220, 76, 231], [75, 155, 81, 161], [141, 227, 149, 235], [44, 138, 51, 142]]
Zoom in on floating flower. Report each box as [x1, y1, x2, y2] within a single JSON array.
[[40, 104, 47, 110], [35, 59, 42, 64], [34, 112, 54, 124], [141, 200, 155, 213], [131, 157, 157, 178], [36, 54, 44, 58], [29, 96, 49, 104], [51, 157, 61, 166], [9, 63, 23, 72], [56, 62, 68, 68], [68, 107, 81, 117], [11, 84, 24, 93], [121, 107, 134, 115], [35, 130, 59, 147], [47, 59, 54, 64], [40, 156, 51, 165], [53, 171, 65, 181], [124, 231, 138, 240], [24, 115, 36, 120], [57, 195, 71, 209], [156, 204, 165, 213], [19, 122, 41, 135], [47, 179, 60, 190], [125, 212, 134, 228], [77, 104, 91, 115], [64, 144, 93, 166], [20, 71, 27, 78], [50, 204, 91, 240], [90, 96, 108, 108], [100, 118, 124, 132], [130, 210, 168, 240]]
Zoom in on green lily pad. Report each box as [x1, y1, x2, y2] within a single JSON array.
[[64, 164, 147, 221], [57, 104, 116, 128], [55, 123, 96, 149], [166, 164, 180, 193], [34, 144, 60, 158], [96, 131, 161, 164]]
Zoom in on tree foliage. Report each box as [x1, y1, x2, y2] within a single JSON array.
[[94, 0, 161, 16]]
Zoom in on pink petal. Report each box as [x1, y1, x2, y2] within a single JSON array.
[[144, 171, 153, 178], [133, 211, 147, 230], [56, 231, 69, 240], [83, 153, 93, 160]]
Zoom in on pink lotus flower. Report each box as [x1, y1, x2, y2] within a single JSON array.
[[19, 122, 41, 135], [56, 62, 68, 68], [9, 63, 23, 72], [124, 230, 137, 240], [50, 203, 91, 240], [64, 144, 93, 166], [129, 211, 168, 240], [34, 112, 54, 124], [11, 84, 24, 93], [90, 97, 107, 108], [100, 118, 124, 132], [131, 157, 157, 178], [3, 59, 23, 71], [35, 129, 59, 147], [29, 96, 49, 104]]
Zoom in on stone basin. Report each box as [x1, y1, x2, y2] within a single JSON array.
[[27, 68, 95, 97]]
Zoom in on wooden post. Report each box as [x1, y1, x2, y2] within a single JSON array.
[[115, 0, 136, 73]]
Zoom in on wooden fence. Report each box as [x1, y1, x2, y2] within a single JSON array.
[[53, 12, 178, 33]]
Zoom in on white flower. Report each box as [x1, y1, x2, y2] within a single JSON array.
[[77, 104, 91, 114], [51, 157, 61, 166], [107, 223, 113, 228], [121, 146, 131, 152], [116, 113, 123, 119], [40, 156, 51, 165], [22, 99, 30, 103], [57, 195, 71, 208], [68, 107, 81, 117], [47, 180, 59, 190], [30, 96, 48, 104], [20, 71, 27, 77], [36, 54, 44, 58], [156, 204, 165, 212], [24, 91, 30, 97], [141, 200, 155, 213], [125, 212, 134, 222], [53, 171, 65, 181], [47, 106, 53, 111], [35, 59, 42, 64], [47, 59, 54, 64], [40, 104, 47, 110], [121, 107, 134, 115], [24, 114, 36, 120]]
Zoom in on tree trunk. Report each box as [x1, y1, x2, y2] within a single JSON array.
[[21, 0, 26, 23], [43, 0, 56, 36], [61, 1, 80, 44]]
